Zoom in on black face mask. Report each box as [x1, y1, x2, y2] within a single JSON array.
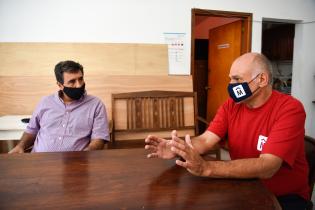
[[63, 84, 85, 100], [227, 74, 260, 103]]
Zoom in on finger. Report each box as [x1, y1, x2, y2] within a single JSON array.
[[147, 153, 159, 158], [145, 135, 162, 143], [144, 145, 157, 152], [169, 139, 186, 150], [172, 134, 185, 145], [171, 146, 187, 159], [145, 136, 160, 146], [185, 134, 193, 148], [171, 130, 178, 137], [175, 159, 188, 168]]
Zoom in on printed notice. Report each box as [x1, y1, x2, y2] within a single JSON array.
[[164, 33, 189, 75]]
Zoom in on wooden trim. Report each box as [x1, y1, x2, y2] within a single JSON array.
[[192, 9, 252, 18], [115, 126, 195, 133], [191, 9, 196, 77], [191, 8, 253, 90], [108, 139, 145, 149], [112, 90, 196, 99], [193, 92, 199, 135]]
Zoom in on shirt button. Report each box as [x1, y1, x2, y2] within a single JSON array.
[[58, 137, 62, 140], [62, 124, 65, 127]]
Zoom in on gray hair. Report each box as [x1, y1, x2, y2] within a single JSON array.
[[252, 53, 273, 84]]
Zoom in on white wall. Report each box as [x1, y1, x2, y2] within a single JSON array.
[[0, 0, 314, 136]]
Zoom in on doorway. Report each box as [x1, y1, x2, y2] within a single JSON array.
[[261, 19, 295, 95], [191, 9, 252, 134]]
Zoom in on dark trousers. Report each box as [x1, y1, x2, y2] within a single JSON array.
[[277, 194, 310, 210]]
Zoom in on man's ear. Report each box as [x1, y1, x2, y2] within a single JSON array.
[[258, 73, 269, 87], [57, 82, 64, 90]]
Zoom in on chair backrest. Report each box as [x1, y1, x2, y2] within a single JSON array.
[[110, 90, 198, 148], [305, 136, 315, 199]]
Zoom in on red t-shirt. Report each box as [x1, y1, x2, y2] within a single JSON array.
[[208, 90, 309, 200]]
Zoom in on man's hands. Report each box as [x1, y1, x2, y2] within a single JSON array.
[[145, 130, 210, 177], [170, 134, 210, 177], [145, 130, 179, 159]]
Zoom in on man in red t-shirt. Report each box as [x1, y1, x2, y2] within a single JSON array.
[[145, 52, 310, 210]]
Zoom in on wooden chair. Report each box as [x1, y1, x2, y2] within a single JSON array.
[[305, 135, 315, 210]]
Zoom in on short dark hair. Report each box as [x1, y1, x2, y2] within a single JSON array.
[[54, 60, 84, 84]]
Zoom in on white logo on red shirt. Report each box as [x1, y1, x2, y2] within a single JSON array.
[[257, 135, 268, 151]]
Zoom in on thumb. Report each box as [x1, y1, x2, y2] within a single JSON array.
[[185, 134, 193, 148], [171, 130, 178, 139]]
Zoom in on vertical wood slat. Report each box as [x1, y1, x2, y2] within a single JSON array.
[[153, 98, 159, 129], [165, 98, 169, 128], [179, 97, 184, 127], [135, 98, 142, 128], [169, 98, 175, 128], [161, 99, 165, 129], [127, 99, 131, 129], [143, 98, 147, 129]]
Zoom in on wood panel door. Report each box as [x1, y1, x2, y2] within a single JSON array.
[[207, 20, 243, 121]]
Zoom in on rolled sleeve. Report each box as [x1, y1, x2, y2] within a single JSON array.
[[25, 100, 43, 135], [91, 101, 110, 141]]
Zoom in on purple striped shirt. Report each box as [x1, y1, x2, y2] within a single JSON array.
[[26, 92, 109, 152]]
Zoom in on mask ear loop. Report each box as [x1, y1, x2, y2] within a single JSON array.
[[248, 73, 262, 84], [249, 73, 262, 94]]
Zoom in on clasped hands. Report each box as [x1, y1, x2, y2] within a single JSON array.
[[145, 130, 210, 177]]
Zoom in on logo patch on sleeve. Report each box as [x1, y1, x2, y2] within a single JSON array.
[[257, 135, 268, 151]]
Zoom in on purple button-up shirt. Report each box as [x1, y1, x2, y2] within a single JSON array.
[[26, 92, 109, 152]]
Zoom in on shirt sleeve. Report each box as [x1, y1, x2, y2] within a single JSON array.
[[25, 98, 46, 135], [91, 101, 110, 141], [261, 99, 306, 168], [207, 100, 229, 139]]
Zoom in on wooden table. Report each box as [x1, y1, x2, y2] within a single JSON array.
[[0, 149, 280, 210]]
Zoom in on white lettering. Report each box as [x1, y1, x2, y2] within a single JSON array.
[[257, 135, 268, 151]]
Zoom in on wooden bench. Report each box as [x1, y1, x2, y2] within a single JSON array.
[[109, 90, 197, 148], [109, 90, 221, 159]]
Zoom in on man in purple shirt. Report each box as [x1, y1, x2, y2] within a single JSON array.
[[9, 60, 110, 153]]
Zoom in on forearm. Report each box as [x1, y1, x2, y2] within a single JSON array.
[[203, 155, 281, 179], [17, 132, 36, 150], [192, 131, 220, 155], [84, 139, 105, 151]]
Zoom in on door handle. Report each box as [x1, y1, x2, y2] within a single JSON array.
[[205, 86, 211, 90]]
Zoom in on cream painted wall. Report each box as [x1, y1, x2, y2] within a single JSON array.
[[0, 0, 314, 136]]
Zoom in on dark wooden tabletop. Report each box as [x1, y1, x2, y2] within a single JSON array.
[[0, 148, 280, 210]]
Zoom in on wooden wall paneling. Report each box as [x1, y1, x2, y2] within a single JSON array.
[[0, 75, 193, 118], [135, 44, 168, 75], [0, 43, 168, 76]]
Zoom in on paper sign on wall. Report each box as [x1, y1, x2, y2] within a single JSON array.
[[164, 32, 188, 75]]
